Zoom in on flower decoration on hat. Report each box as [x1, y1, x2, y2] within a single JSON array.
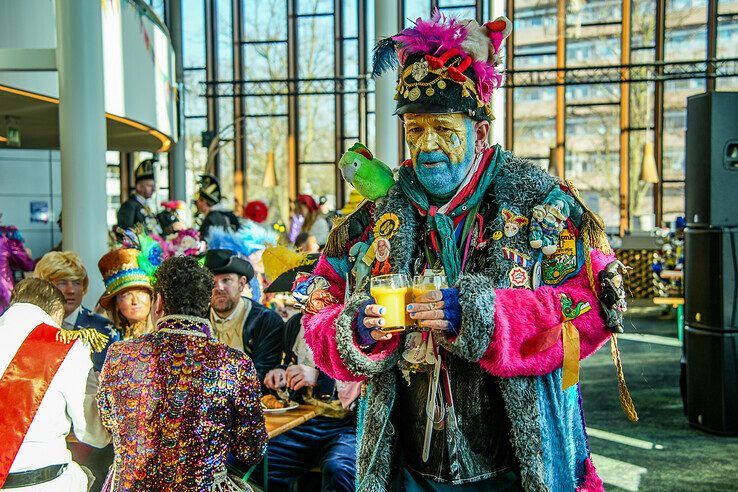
[[371, 11, 512, 121]]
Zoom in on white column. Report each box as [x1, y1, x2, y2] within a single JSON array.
[[55, 0, 109, 305], [374, 0, 400, 166], [490, 0, 507, 148]]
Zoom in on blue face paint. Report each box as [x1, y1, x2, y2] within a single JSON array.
[[414, 118, 476, 198]]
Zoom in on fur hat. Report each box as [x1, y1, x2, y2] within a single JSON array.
[[372, 11, 512, 121]]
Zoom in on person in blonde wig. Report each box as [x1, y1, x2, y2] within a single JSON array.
[[34, 251, 118, 372]]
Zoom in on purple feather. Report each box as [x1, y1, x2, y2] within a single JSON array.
[[471, 60, 504, 103], [394, 11, 468, 64]]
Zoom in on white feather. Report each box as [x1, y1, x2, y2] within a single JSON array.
[[460, 19, 490, 62]]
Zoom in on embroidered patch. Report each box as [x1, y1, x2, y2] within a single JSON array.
[[492, 230, 503, 241], [302, 288, 339, 315], [542, 229, 578, 285], [374, 213, 400, 240], [502, 247, 532, 268], [501, 209, 530, 238], [292, 274, 329, 305], [508, 266, 529, 288]]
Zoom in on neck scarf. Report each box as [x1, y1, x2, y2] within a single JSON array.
[[398, 145, 504, 285]]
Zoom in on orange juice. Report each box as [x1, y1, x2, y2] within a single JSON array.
[[370, 285, 411, 331]]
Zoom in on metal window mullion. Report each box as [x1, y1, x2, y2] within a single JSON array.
[[654, 0, 665, 226], [205, 0, 220, 177], [505, 0, 514, 152], [287, 0, 299, 201], [619, 0, 631, 236], [706, 0, 718, 91], [233, 0, 247, 205], [334, 0, 345, 206], [357, 0, 367, 144]]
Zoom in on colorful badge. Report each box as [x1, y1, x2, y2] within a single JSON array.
[[502, 247, 532, 268], [374, 238, 391, 262], [374, 213, 400, 239], [508, 266, 529, 288], [501, 209, 530, 238], [492, 230, 503, 241]]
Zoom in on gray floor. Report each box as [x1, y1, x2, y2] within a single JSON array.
[[580, 307, 738, 491]]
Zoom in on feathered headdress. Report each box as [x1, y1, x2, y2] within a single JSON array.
[[205, 222, 277, 259], [372, 10, 512, 120]]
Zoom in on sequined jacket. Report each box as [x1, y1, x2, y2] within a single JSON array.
[[303, 153, 615, 491], [98, 315, 267, 492]]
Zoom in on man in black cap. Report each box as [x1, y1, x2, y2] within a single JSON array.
[[195, 174, 239, 240], [117, 158, 159, 233], [204, 249, 283, 385]]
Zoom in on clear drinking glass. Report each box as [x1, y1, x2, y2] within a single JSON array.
[[370, 273, 411, 332], [412, 271, 448, 329]]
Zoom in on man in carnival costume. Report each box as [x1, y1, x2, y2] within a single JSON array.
[[301, 13, 633, 491], [117, 159, 159, 233]]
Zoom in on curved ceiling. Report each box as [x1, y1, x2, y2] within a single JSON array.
[[0, 84, 171, 153]]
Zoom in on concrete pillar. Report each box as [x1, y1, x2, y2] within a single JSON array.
[[374, 0, 399, 166], [55, 0, 109, 305], [167, 0, 187, 201], [490, 0, 507, 148]]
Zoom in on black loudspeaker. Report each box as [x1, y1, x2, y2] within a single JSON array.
[[684, 227, 738, 331], [685, 92, 738, 228], [685, 326, 738, 435]]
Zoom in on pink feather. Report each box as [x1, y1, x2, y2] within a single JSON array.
[[472, 60, 503, 103], [394, 11, 468, 63]]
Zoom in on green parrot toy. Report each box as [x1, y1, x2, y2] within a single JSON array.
[[339, 143, 395, 202]]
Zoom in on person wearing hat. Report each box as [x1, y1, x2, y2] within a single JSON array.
[[204, 249, 283, 385], [98, 239, 161, 340], [117, 158, 159, 233], [195, 174, 240, 241], [296, 194, 330, 248], [301, 13, 629, 491], [248, 246, 358, 491]]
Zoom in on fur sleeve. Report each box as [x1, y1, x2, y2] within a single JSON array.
[[479, 249, 613, 378], [302, 256, 401, 382]]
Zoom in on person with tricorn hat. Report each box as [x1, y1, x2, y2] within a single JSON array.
[[301, 12, 631, 491], [195, 174, 240, 240], [203, 249, 283, 386], [116, 158, 159, 233]]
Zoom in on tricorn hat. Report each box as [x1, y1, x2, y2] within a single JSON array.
[[135, 158, 157, 183], [196, 173, 222, 205], [203, 249, 254, 280], [372, 12, 512, 122], [262, 245, 319, 294]]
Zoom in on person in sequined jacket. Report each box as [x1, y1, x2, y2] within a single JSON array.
[[98, 256, 267, 492]]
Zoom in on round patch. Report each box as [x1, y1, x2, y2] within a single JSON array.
[[408, 87, 421, 101], [437, 79, 446, 89], [425, 87, 435, 97], [374, 213, 400, 239], [492, 230, 503, 241], [508, 266, 529, 288], [374, 238, 391, 263]]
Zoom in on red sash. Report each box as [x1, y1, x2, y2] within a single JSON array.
[[0, 323, 75, 487]]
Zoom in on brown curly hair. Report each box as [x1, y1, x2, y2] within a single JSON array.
[[153, 256, 213, 318]]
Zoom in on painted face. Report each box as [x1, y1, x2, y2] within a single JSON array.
[[404, 113, 477, 197], [115, 288, 152, 324]]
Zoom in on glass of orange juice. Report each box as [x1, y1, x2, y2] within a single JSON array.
[[412, 271, 448, 329], [370, 274, 411, 333]]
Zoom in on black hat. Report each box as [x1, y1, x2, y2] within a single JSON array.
[[197, 174, 221, 206], [135, 158, 157, 183], [204, 249, 254, 280], [264, 254, 319, 294], [156, 209, 180, 235]]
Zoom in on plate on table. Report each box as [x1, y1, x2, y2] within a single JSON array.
[[262, 401, 299, 413]]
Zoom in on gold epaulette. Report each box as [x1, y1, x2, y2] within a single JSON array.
[[57, 328, 109, 353]]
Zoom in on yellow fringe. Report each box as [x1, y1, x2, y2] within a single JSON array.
[[566, 178, 637, 422], [57, 328, 109, 353], [610, 334, 639, 422]]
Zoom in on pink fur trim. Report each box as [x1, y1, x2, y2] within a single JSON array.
[[480, 250, 614, 378], [303, 306, 365, 382], [314, 256, 346, 301], [577, 457, 605, 491]]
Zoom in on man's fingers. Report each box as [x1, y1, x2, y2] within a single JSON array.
[[423, 320, 450, 331], [365, 304, 386, 317], [407, 300, 445, 313], [414, 290, 443, 303], [363, 316, 386, 329], [370, 329, 393, 341], [410, 309, 445, 320]]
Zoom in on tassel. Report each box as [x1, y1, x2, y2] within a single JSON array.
[[57, 328, 109, 353], [565, 179, 612, 257], [323, 200, 369, 257], [610, 334, 639, 422]]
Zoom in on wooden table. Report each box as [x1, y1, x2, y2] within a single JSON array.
[[265, 404, 322, 439], [653, 296, 685, 342]]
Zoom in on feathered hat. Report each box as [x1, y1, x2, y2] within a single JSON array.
[[196, 173, 222, 205], [205, 222, 277, 259], [98, 228, 163, 309], [262, 245, 318, 294], [372, 11, 512, 121]]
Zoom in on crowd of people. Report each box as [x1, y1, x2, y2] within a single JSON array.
[[0, 12, 632, 492]]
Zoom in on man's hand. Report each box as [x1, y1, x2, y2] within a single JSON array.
[[362, 304, 393, 341], [285, 364, 319, 391], [264, 368, 287, 390], [407, 290, 451, 331]]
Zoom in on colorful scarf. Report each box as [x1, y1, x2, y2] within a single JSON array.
[[398, 144, 504, 285]]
